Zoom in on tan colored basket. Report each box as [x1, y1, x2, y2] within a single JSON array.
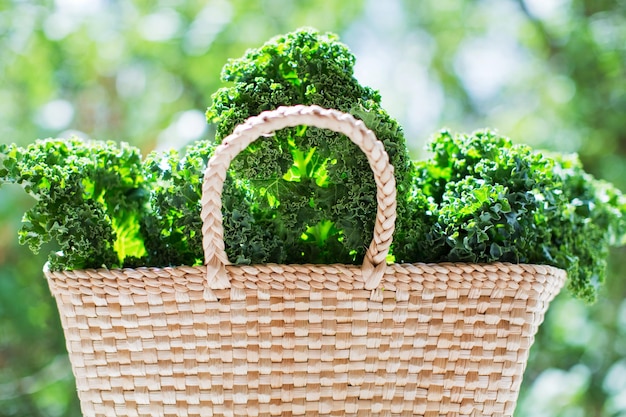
[[45, 105, 566, 417]]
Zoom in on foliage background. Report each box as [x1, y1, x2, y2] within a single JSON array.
[[0, 0, 624, 416]]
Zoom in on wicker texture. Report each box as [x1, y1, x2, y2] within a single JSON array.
[[45, 106, 566, 417]]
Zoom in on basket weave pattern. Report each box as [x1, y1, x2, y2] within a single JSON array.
[[47, 262, 564, 416], [45, 106, 566, 416]]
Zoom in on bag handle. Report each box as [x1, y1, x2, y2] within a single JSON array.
[[201, 105, 396, 290]]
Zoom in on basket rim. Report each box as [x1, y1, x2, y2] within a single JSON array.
[[44, 260, 567, 276]]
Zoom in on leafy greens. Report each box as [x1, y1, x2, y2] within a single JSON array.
[[1, 28, 625, 303]]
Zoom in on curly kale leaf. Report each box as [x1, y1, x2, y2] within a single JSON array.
[[206, 27, 414, 264], [0, 139, 146, 270]]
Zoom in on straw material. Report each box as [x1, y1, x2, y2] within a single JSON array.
[[45, 106, 566, 416]]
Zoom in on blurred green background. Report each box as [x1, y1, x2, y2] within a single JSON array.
[[0, 0, 625, 416]]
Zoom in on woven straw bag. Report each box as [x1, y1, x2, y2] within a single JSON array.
[[45, 105, 566, 417]]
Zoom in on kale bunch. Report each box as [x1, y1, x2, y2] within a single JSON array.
[[0, 139, 146, 270], [395, 130, 558, 264], [547, 154, 626, 301], [140, 141, 284, 267], [0, 138, 284, 271], [206, 27, 414, 264], [1, 29, 625, 303], [393, 129, 626, 302]]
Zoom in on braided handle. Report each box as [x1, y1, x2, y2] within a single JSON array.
[[201, 105, 397, 290]]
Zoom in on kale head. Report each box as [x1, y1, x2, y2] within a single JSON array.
[[206, 27, 414, 264], [393, 129, 626, 302]]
